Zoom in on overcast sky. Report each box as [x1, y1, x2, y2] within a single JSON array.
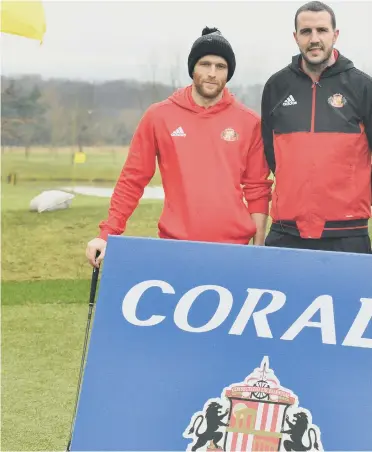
[[1, 0, 371, 85]]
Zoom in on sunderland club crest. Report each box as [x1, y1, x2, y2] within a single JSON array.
[[183, 356, 322, 452], [328, 93, 347, 108], [221, 128, 239, 142]]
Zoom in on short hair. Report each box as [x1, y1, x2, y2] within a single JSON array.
[[295, 1, 336, 30]]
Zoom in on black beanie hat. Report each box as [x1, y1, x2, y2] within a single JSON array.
[[188, 26, 236, 82]]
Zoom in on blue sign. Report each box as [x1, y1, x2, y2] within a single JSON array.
[[70, 236, 372, 452]]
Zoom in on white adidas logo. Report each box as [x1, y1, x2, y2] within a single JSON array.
[[171, 126, 186, 137], [282, 95, 297, 106]]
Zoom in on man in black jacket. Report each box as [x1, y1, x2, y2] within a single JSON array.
[[261, 0, 372, 254]]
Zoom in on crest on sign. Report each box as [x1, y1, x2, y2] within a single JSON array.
[[183, 356, 323, 451]]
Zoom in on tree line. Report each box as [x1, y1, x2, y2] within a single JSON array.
[[1, 75, 264, 152]]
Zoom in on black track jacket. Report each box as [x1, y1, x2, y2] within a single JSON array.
[[261, 51, 372, 239]]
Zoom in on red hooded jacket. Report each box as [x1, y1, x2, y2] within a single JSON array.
[[98, 85, 272, 244]]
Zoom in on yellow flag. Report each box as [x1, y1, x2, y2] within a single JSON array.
[[1, 0, 46, 42], [74, 151, 87, 164]]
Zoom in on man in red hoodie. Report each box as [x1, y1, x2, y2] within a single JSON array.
[[86, 27, 273, 268]]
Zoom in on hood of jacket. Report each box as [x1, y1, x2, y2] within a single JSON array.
[[289, 49, 354, 78], [168, 85, 235, 117]]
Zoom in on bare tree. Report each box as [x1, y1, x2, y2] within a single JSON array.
[[169, 51, 182, 91], [147, 49, 160, 103]]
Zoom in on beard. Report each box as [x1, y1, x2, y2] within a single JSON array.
[[301, 45, 334, 71], [194, 80, 225, 99]]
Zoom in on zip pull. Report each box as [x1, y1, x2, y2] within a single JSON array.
[[312, 81, 322, 88]]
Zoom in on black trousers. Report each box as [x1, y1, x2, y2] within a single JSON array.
[[265, 230, 372, 254]]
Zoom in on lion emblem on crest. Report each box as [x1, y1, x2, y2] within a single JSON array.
[[281, 411, 320, 451], [185, 401, 229, 451]]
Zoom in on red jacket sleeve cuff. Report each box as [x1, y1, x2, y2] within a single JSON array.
[[98, 230, 110, 241], [248, 198, 269, 215]]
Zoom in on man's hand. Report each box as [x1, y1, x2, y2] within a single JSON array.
[[86, 238, 107, 268]]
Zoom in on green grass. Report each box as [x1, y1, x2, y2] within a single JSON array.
[[1, 148, 372, 451], [1, 157, 164, 451], [1, 146, 162, 185], [2, 304, 90, 451], [2, 279, 92, 305], [2, 183, 163, 282]]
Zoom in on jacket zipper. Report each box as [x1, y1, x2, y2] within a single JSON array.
[[311, 82, 317, 132], [308, 78, 320, 237], [299, 64, 321, 133], [299, 57, 334, 133], [310, 79, 323, 132]]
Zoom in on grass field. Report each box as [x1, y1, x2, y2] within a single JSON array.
[[1, 148, 164, 451], [2, 146, 162, 185], [1, 147, 372, 451]]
